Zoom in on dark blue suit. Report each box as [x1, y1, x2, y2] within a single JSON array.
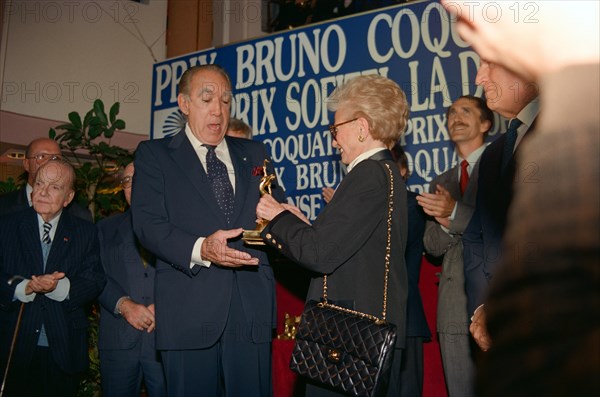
[[0, 207, 105, 395], [97, 210, 166, 397], [463, 121, 536, 315], [131, 132, 284, 396]]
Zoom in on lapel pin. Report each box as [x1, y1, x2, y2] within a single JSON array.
[[64, 237, 70, 242]]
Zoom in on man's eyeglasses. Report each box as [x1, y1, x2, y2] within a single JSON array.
[[328, 118, 357, 140], [120, 175, 133, 189], [26, 153, 62, 163]]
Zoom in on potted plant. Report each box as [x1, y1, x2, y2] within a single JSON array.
[[50, 99, 133, 221]]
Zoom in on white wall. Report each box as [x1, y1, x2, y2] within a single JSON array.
[[1, 0, 167, 136]]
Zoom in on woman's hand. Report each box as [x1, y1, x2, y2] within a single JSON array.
[[281, 204, 311, 225], [257, 194, 286, 221]]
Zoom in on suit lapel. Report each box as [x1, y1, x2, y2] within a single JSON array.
[[464, 159, 481, 199], [115, 211, 133, 246], [227, 137, 251, 225], [432, 168, 460, 199], [447, 167, 461, 199], [169, 131, 225, 221], [117, 212, 147, 272], [45, 212, 72, 273], [18, 209, 44, 275]]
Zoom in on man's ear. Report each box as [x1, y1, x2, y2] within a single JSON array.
[[63, 190, 75, 208], [23, 158, 31, 173], [480, 120, 492, 134], [178, 94, 190, 116]]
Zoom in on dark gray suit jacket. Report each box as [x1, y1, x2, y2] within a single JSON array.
[[423, 159, 480, 334], [262, 151, 409, 348], [0, 207, 105, 375]]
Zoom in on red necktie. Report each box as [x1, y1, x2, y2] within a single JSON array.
[[460, 160, 469, 195]]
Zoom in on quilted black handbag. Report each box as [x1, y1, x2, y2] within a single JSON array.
[[290, 163, 397, 397]]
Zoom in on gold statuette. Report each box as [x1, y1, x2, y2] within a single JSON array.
[[242, 159, 276, 245]]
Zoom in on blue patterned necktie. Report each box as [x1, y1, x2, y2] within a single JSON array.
[[501, 118, 523, 171], [204, 144, 234, 223]]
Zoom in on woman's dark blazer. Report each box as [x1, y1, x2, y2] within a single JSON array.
[[262, 150, 408, 348]]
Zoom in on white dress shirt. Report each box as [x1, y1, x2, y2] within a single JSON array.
[[185, 124, 236, 269]]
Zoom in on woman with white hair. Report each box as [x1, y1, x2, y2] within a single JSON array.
[[257, 74, 410, 396]]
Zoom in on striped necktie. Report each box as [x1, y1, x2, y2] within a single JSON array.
[[42, 222, 52, 244]]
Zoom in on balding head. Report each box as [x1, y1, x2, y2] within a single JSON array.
[[24, 138, 63, 186], [31, 159, 76, 222]]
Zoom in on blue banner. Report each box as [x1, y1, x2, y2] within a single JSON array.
[[151, 0, 505, 220]]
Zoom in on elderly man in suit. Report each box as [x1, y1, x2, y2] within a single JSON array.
[[0, 159, 105, 397], [0, 138, 92, 222], [461, 60, 539, 351], [418, 95, 493, 396], [97, 162, 166, 397], [132, 64, 285, 397]]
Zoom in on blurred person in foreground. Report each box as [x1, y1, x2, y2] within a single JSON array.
[[442, 1, 600, 396], [256, 74, 409, 397], [97, 162, 166, 397]]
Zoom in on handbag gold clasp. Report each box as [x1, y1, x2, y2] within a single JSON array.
[[327, 348, 341, 363]]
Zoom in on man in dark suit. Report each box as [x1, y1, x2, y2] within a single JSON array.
[[97, 162, 166, 397], [0, 137, 92, 222], [419, 95, 493, 396], [0, 159, 105, 397], [461, 60, 539, 351], [131, 64, 284, 397]]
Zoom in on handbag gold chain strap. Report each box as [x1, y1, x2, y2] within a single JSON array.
[[320, 163, 394, 325]]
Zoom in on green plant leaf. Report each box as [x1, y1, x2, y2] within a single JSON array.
[[49, 128, 56, 139], [94, 100, 108, 125], [68, 112, 82, 129], [113, 119, 126, 130], [109, 102, 120, 124], [88, 116, 101, 126], [68, 138, 82, 148], [105, 125, 115, 139], [54, 123, 77, 131], [89, 125, 102, 139], [83, 109, 94, 129]]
